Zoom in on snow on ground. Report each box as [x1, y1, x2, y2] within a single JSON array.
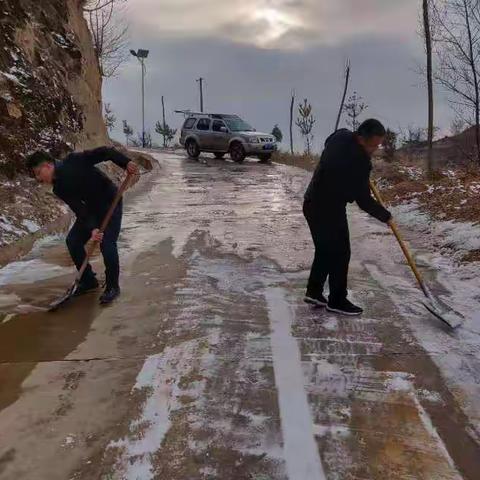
[[0, 258, 69, 286], [359, 204, 480, 438], [392, 201, 480, 259]]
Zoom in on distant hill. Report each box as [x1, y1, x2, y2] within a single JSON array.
[[398, 126, 480, 167]]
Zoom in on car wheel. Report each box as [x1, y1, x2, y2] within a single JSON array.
[[214, 152, 225, 159], [258, 154, 272, 163], [186, 139, 200, 159], [230, 142, 246, 163]]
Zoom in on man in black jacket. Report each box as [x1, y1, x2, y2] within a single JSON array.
[[27, 147, 139, 305], [303, 119, 391, 316]]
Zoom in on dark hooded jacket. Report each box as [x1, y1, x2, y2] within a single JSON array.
[[52, 147, 130, 231], [304, 129, 391, 223]]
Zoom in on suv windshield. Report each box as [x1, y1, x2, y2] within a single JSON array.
[[224, 117, 254, 132]]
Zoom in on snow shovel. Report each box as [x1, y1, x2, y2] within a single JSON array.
[[49, 174, 133, 312], [369, 180, 464, 330]]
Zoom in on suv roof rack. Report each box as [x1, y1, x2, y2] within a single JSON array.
[[175, 110, 238, 119]]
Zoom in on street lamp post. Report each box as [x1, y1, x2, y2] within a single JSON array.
[[130, 48, 149, 148]]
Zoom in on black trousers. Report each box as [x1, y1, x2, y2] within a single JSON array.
[[66, 202, 123, 288], [303, 201, 351, 303]]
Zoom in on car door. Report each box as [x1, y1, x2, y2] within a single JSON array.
[[211, 120, 229, 152], [195, 118, 212, 149]]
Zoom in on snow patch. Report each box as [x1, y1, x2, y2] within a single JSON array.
[[22, 219, 40, 233], [392, 201, 480, 255], [0, 71, 25, 86], [0, 259, 70, 286]]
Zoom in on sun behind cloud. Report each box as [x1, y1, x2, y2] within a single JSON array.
[[251, 6, 302, 47]]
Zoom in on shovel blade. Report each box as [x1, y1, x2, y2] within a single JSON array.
[[48, 284, 77, 312], [422, 298, 464, 330]]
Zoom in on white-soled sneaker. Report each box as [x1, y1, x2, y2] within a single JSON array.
[[304, 293, 328, 307], [327, 299, 363, 316]]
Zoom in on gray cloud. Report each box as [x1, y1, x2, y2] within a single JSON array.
[[104, 0, 451, 150]]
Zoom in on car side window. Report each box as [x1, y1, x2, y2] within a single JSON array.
[[212, 120, 226, 132], [196, 118, 211, 131], [183, 118, 196, 129]]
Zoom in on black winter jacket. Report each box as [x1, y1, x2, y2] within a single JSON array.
[[304, 129, 391, 223], [53, 147, 130, 231]]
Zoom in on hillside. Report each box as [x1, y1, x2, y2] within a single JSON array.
[[0, 0, 108, 261]]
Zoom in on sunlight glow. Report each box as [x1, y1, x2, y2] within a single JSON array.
[[252, 7, 300, 46]]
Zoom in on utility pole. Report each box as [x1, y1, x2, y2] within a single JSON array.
[[141, 59, 145, 146], [161, 95, 167, 148], [196, 77, 204, 112]]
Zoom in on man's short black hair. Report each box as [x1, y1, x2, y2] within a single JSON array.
[[26, 151, 55, 171], [357, 119, 386, 138]]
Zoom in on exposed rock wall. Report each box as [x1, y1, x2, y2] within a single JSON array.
[[0, 0, 108, 177]]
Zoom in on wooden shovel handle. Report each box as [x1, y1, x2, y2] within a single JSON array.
[[76, 175, 133, 282], [369, 180, 429, 298]]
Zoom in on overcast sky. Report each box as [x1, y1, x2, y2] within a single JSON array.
[[103, 0, 451, 151]]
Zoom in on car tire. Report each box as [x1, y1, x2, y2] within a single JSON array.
[[230, 142, 246, 163], [186, 139, 200, 159], [214, 152, 225, 159], [258, 154, 272, 163]]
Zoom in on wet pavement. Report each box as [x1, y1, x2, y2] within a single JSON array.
[[1, 152, 480, 480]]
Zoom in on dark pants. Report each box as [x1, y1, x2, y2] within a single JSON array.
[[66, 202, 123, 288], [303, 201, 351, 303]]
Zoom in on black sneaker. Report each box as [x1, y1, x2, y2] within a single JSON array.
[[99, 286, 121, 305], [327, 299, 363, 316], [304, 292, 328, 307], [74, 276, 99, 296]]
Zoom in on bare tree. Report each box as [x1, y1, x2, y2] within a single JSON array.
[[132, 131, 152, 148], [84, 0, 129, 78], [343, 91, 367, 131], [334, 59, 351, 131], [423, 0, 435, 175], [431, 0, 480, 163], [383, 129, 398, 162], [155, 96, 177, 148], [296, 98, 316, 155], [122, 120, 133, 145], [104, 103, 116, 131], [289, 90, 295, 154], [450, 116, 467, 135], [400, 125, 428, 147]]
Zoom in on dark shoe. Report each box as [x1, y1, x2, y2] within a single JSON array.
[[327, 298, 363, 316], [99, 286, 121, 305], [304, 292, 328, 307], [74, 276, 99, 296]]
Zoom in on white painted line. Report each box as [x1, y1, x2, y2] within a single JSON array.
[[265, 287, 327, 480]]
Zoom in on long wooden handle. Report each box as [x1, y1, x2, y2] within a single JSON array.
[[369, 180, 429, 298], [76, 175, 133, 282]]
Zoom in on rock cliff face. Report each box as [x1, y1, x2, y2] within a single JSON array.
[[0, 0, 108, 177], [0, 0, 109, 256]]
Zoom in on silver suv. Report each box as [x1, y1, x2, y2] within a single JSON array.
[[179, 113, 277, 163]]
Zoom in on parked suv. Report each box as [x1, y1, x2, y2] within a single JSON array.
[[179, 113, 277, 163]]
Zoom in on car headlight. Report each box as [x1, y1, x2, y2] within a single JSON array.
[[249, 137, 260, 143]]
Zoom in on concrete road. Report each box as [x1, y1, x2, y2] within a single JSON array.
[[1, 152, 479, 480]]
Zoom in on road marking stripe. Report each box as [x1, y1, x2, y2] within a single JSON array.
[[265, 287, 327, 480]]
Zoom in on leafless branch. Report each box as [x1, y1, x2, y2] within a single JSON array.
[[84, 0, 129, 78]]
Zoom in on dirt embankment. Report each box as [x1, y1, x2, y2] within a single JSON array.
[[0, 0, 108, 259]]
